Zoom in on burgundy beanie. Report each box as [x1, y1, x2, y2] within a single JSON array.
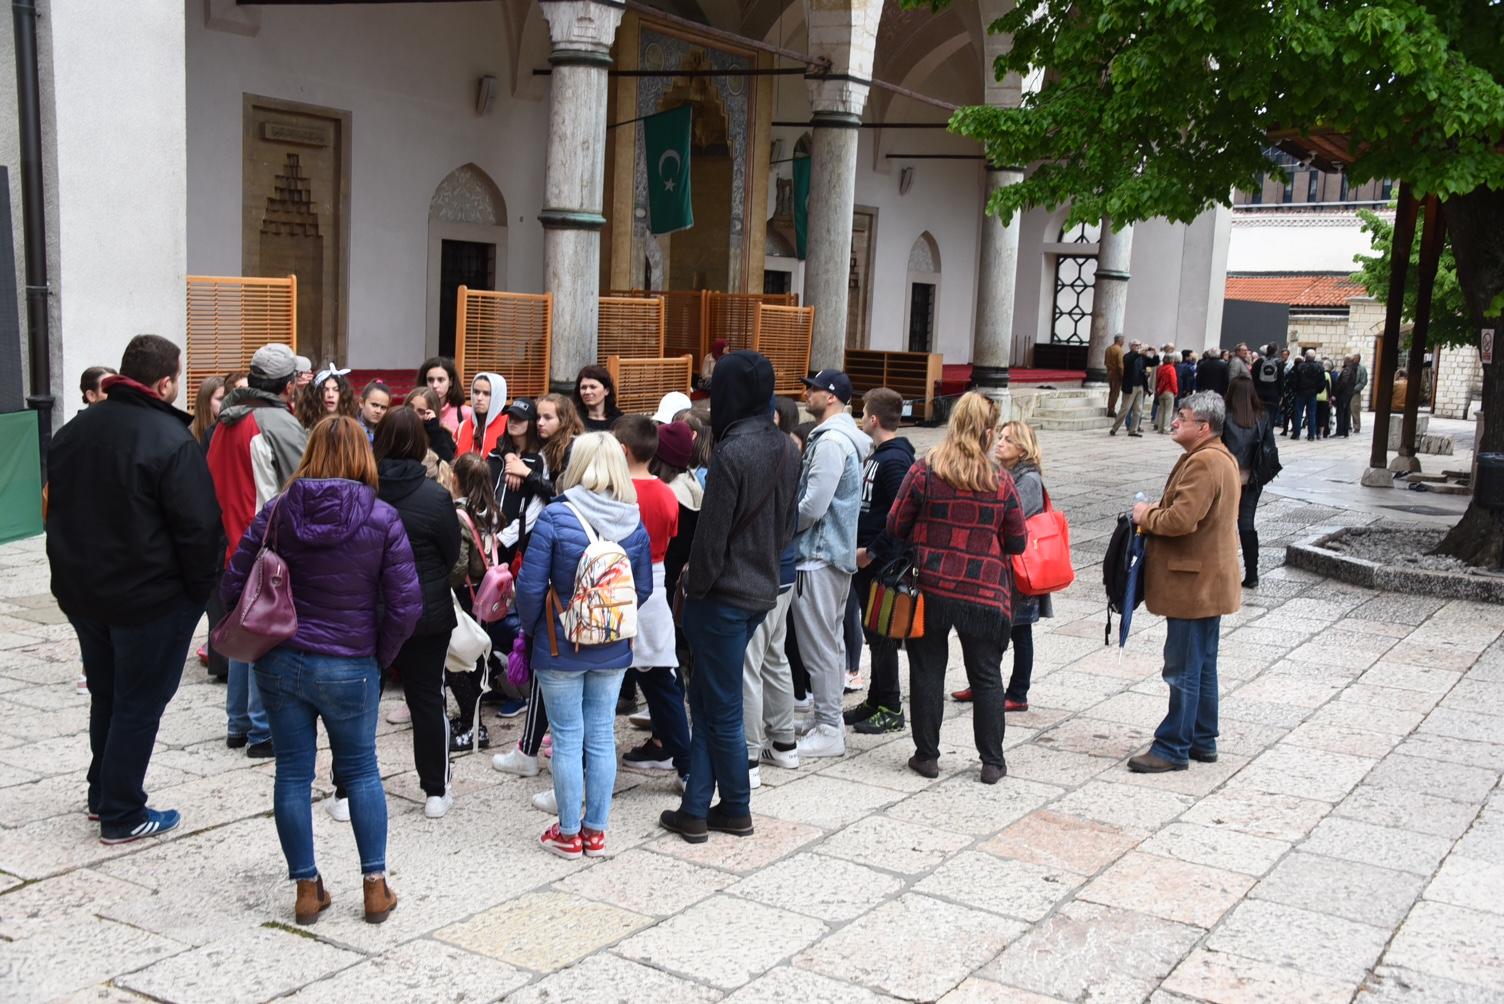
[[657, 421, 694, 469]]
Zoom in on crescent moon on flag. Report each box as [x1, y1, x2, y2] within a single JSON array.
[[658, 148, 682, 181]]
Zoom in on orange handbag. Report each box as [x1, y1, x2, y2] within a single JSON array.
[[1010, 490, 1075, 596]]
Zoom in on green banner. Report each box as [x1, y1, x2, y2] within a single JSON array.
[[0, 411, 43, 544], [645, 105, 694, 235], [792, 156, 810, 260]]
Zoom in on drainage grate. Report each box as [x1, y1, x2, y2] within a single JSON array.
[[1378, 504, 1461, 516]]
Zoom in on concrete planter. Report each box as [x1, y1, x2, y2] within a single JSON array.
[[1286, 528, 1504, 603]]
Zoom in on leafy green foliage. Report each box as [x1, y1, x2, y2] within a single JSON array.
[[903, 0, 1504, 230], [1350, 209, 1472, 348]]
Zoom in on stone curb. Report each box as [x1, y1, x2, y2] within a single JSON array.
[[1286, 528, 1504, 603]]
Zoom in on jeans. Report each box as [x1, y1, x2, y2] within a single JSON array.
[[1004, 623, 1033, 703], [227, 658, 270, 745], [1295, 394, 1318, 440], [637, 666, 691, 776], [744, 586, 796, 761], [69, 597, 200, 831], [906, 602, 1008, 769], [535, 667, 626, 834], [681, 597, 766, 819], [255, 646, 387, 879], [1151, 617, 1222, 764], [844, 585, 863, 674]]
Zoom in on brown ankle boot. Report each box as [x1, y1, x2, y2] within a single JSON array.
[[294, 877, 331, 925], [363, 875, 397, 924]]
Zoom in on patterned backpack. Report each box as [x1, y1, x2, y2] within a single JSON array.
[[545, 500, 638, 655]]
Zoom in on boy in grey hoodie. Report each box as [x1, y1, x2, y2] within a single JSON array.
[[792, 369, 872, 759]]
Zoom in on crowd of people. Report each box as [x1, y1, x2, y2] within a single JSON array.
[[45, 332, 1249, 928]]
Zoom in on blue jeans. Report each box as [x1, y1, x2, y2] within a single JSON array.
[[636, 667, 691, 777], [69, 597, 200, 832], [1151, 617, 1221, 765], [535, 667, 627, 835], [680, 598, 766, 819], [255, 646, 386, 879], [1297, 394, 1319, 440], [227, 658, 270, 745]]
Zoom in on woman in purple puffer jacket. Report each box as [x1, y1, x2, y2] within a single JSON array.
[[223, 416, 421, 928]]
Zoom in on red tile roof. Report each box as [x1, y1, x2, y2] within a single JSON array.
[[1225, 274, 1366, 309]]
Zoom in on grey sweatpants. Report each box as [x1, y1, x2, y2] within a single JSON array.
[[743, 586, 796, 762], [791, 565, 851, 729]]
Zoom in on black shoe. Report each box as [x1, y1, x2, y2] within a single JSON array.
[[1241, 576, 1258, 589], [908, 755, 939, 779], [659, 809, 708, 844], [707, 804, 754, 837], [980, 762, 1007, 785], [842, 702, 878, 726], [1127, 751, 1187, 773], [622, 738, 675, 771], [246, 740, 275, 759], [449, 720, 490, 753], [853, 707, 905, 735], [226, 734, 248, 750], [1189, 748, 1219, 763]]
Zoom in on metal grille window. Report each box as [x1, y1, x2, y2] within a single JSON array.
[[1052, 221, 1099, 345]]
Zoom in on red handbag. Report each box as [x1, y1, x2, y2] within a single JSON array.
[[211, 496, 298, 662], [1010, 489, 1075, 596]]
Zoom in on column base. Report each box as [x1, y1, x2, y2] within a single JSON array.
[[973, 365, 1009, 389], [1082, 367, 1107, 385], [1388, 454, 1422, 474], [1361, 466, 1398, 487]]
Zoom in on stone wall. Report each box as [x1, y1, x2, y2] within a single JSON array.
[[1433, 344, 1482, 419]]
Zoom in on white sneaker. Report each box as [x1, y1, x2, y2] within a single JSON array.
[[424, 791, 453, 818], [796, 723, 846, 759], [674, 774, 687, 795], [793, 696, 812, 713], [531, 788, 558, 814], [845, 672, 864, 693], [794, 716, 816, 736], [385, 704, 411, 725], [492, 747, 541, 777], [628, 710, 653, 730], [325, 796, 350, 822], [75, 675, 89, 695], [761, 745, 800, 770], [747, 765, 762, 789]]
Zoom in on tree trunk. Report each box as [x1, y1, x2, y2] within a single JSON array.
[[1434, 186, 1504, 567]]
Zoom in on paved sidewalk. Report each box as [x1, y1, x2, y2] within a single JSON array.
[[0, 426, 1500, 1003]]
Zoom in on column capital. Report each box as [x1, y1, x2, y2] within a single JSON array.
[[539, 0, 624, 55], [807, 76, 871, 120]]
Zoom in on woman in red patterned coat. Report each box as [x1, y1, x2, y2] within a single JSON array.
[[886, 392, 1028, 785]]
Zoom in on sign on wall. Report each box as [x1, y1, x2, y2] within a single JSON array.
[[1483, 328, 1495, 366]]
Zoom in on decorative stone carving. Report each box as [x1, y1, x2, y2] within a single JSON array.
[[430, 165, 506, 226], [907, 232, 940, 274]]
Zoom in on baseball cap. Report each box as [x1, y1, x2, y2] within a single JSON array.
[[651, 391, 693, 425], [293, 354, 312, 374], [249, 343, 296, 381], [656, 421, 694, 469], [800, 368, 853, 404], [505, 398, 537, 421]]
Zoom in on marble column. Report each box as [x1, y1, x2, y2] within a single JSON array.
[[539, 0, 623, 387], [1085, 217, 1134, 383], [804, 91, 867, 373], [973, 166, 1024, 400]]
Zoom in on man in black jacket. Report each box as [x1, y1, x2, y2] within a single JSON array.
[[1290, 349, 1326, 441], [47, 334, 221, 845], [845, 388, 915, 735], [662, 351, 800, 842], [1109, 341, 1148, 437], [1196, 348, 1231, 398]]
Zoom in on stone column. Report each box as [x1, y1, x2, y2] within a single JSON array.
[[539, 0, 623, 387], [973, 166, 1024, 401], [804, 80, 869, 373], [1085, 218, 1134, 383]]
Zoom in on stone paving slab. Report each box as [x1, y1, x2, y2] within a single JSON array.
[[2, 426, 1503, 1001]]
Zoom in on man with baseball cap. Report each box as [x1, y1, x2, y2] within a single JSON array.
[[205, 343, 309, 758], [293, 355, 314, 389], [791, 368, 871, 759]]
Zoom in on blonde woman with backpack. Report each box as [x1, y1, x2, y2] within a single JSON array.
[[515, 432, 652, 859]]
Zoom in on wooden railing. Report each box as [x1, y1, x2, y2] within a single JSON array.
[[606, 354, 694, 415], [184, 274, 297, 412]]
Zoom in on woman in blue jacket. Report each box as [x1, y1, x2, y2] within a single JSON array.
[[516, 432, 651, 860]]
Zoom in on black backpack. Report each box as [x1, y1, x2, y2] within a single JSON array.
[[1102, 513, 1145, 644], [1251, 417, 1282, 486]]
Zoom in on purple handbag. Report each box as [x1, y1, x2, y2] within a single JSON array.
[[211, 496, 298, 662]]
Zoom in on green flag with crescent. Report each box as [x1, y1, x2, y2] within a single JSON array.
[[792, 156, 810, 260], [645, 105, 694, 235]]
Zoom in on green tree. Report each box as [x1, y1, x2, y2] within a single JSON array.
[[1350, 209, 1470, 349], [910, 0, 1504, 565]]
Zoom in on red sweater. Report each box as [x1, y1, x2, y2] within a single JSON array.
[[1156, 362, 1179, 396], [886, 460, 1029, 633]]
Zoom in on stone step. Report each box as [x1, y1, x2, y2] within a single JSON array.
[[1034, 414, 1115, 431], [1035, 403, 1107, 418]]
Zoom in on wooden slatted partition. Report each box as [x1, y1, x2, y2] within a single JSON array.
[[598, 296, 665, 365], [455, 287, 552, 402], [844, 349, 945, 421], [705, 293, 764, 355], [184, 275, 297, 413], [606, 355, 694, 415], [752, 304, 814, 397], [610, 290, 706, 362]]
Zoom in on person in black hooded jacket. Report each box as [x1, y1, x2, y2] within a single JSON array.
[[374, 408, 461, 818]]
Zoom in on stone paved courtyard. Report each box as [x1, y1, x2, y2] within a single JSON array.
[[1, 423, 1501, 1003]]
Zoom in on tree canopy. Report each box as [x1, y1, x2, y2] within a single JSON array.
[[907, 0, 1504, 229], [1350, 209, 1471, 349]]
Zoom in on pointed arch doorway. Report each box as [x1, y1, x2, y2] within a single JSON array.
[[426, 164, 508, 357]]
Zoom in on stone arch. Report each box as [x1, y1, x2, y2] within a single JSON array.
[[426, 164, 509, 356], [907, 231, 941, 273]]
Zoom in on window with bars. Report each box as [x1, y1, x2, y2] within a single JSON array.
[[1052, 222, 1099, 346]]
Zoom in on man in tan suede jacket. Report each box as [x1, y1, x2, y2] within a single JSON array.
[[1127, 390, 1241, 773]]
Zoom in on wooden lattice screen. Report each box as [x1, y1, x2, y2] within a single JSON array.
[[455, 287, 552, 403], [184, 275, 297, 413], [753, 304, 814, 396], [606, 355, 694, 415], [598, 296, 665, 365], [609, 290, 706, 362]]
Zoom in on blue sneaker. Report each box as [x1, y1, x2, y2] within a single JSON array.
[[100, 807, 181, 845], [497, 698, 529, 719]]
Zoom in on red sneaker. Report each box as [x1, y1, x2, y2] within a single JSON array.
[[1004, 699, 1029, 712], [196, 646, 208, 666], [581, 828, 606, 858], [950, 688, 973, 702], [539, 823, 582, 859]]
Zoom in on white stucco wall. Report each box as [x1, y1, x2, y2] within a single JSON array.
[[187, 0, 547, 369], [1227, 209, 1393, 273]]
